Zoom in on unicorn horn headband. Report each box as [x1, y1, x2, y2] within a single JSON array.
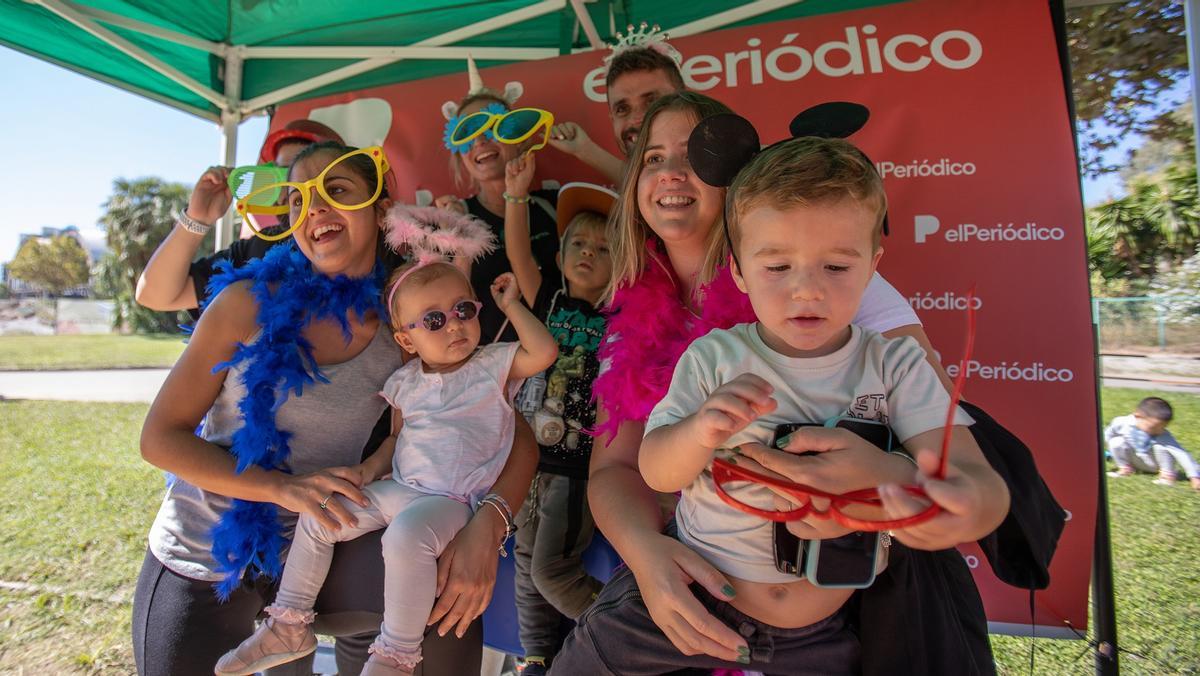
[[384, 205, 496, 311], [441, 55, 526, 121]]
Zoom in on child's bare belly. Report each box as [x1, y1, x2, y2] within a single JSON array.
[[727, 576, 853, 628]]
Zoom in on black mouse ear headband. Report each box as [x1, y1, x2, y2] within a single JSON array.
[[686, 102, 886, 267]]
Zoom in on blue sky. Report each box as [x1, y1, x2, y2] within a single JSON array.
[[0, 48, 266, 264], [0, 46, 1132, 265]]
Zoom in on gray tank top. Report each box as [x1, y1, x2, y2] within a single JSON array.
[[148, 323, 403, 581]]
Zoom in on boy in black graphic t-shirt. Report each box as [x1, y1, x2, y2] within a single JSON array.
[[502, 156, 613, 675]]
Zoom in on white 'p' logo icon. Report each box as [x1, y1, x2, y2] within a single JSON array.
[[914, 214, 940, 244]]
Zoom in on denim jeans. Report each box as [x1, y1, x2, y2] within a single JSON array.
[[549, 564, 860, 675]]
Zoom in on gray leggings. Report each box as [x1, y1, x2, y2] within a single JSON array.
[[131, 530, 483, 676]]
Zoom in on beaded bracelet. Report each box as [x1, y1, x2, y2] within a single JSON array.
[[175, 210, 213, 235], [502, 192, 530, 204]]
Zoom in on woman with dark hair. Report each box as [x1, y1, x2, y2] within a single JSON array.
[[132, 142, 539, 676]]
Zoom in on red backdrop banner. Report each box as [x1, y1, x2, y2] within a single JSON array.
[[275, 0, 1096, 637]]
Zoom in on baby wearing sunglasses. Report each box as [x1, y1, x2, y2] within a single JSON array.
[[219, 212, 557, 676], [557, 138, 1010, 674]]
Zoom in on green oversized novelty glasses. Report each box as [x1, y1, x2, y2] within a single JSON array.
[[227, 164, 290, 212], [451, 108, 555, 153], [235, 146, 390, 241]]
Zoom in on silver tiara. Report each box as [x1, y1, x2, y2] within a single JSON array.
[[604, 22, 683, 69]]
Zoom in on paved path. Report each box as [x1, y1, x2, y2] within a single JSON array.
[[1102, 354, 1200, 380], [1100, 376, 1200, 394], [0, 369, 169, 403], [1, 369, 1199, 404]]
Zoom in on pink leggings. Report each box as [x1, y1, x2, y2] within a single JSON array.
[[272, 480, 472, 666]]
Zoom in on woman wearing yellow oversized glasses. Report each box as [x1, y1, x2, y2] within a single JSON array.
[[236, 145, 390, 241], [449, 107, 555, 154]]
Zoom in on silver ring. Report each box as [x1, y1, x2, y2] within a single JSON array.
[[319, 495, 331, 510]]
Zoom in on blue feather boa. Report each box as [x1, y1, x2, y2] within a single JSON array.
[[202, 242, 387, 599]]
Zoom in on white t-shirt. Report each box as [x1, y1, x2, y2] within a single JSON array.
[[858, 273, 919, 333], [645, 323, 973, 583]]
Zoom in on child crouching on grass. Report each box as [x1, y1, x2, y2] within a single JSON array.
[[216, 208, 557, 676], [550, 128, 1010, 674], [1107, 396, 1200, 491]]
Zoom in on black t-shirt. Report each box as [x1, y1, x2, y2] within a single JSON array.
[[187, 226, 406, 319], [187, 225, 287, 319], [466, 189, 559, 344], [514, 268, 607, 478]]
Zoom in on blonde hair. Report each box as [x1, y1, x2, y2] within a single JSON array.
[[563, 211, 608, 243], [447, 93, 510, 193], [728, 137, 887, 254], [603, 91, 734, 305]]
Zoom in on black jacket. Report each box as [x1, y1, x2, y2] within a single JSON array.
[[853, 402, 1066, 676]]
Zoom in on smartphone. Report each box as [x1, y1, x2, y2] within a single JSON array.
[[767, 417, 893, 587], [805, 532, 881, 588], [769, 423, 820, 576], [824, 416, 894, 453], [808, 416, 891, 588]]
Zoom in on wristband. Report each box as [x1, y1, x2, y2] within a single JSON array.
[[502, 192, 530, 204], [175, 210, 214, 235]]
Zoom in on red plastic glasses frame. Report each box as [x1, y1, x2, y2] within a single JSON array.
[[711, 287, 978, 532]]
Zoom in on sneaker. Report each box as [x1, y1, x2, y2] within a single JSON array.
[[1152, 477, 1177, 487], [520, 663, 549, 676], [1107, 468, 1134, 478], [1190, 477, 1200, 492], [214, 617, 316, 676]]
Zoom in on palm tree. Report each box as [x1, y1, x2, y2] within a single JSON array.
[[1087, 163, 1200, 281], [94, 177, 193, 333]]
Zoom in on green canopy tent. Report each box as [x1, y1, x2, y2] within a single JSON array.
[[0, 3, 1144, 674], [1, 0, 907, 245]]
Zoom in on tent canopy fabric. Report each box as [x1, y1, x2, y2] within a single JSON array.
[[1, 0, 904, 123]]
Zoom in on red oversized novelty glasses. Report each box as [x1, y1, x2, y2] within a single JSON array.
[[711, 287, 979, 532]]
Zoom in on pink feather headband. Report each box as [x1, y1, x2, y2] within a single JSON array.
[[383, 205, 496, 313]]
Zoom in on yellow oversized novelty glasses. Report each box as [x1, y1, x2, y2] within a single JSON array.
[[235, 146, 390, 241], [450, 108, 555, 154]]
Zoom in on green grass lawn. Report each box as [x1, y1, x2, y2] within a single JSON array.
[[0, 334, 186, 370], [993, 387, 1200, 675], [0, 400, 158, 673], [0, 390, 1197, 673]]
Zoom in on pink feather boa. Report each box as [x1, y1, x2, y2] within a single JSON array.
[[592, 240, 755, 441]]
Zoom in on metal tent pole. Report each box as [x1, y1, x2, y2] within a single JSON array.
[[1051, 1, 1120, 673], [1186, 0, 1200, 198], [217, 49, 243, 251], [1092, 446, 1120, 675]]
